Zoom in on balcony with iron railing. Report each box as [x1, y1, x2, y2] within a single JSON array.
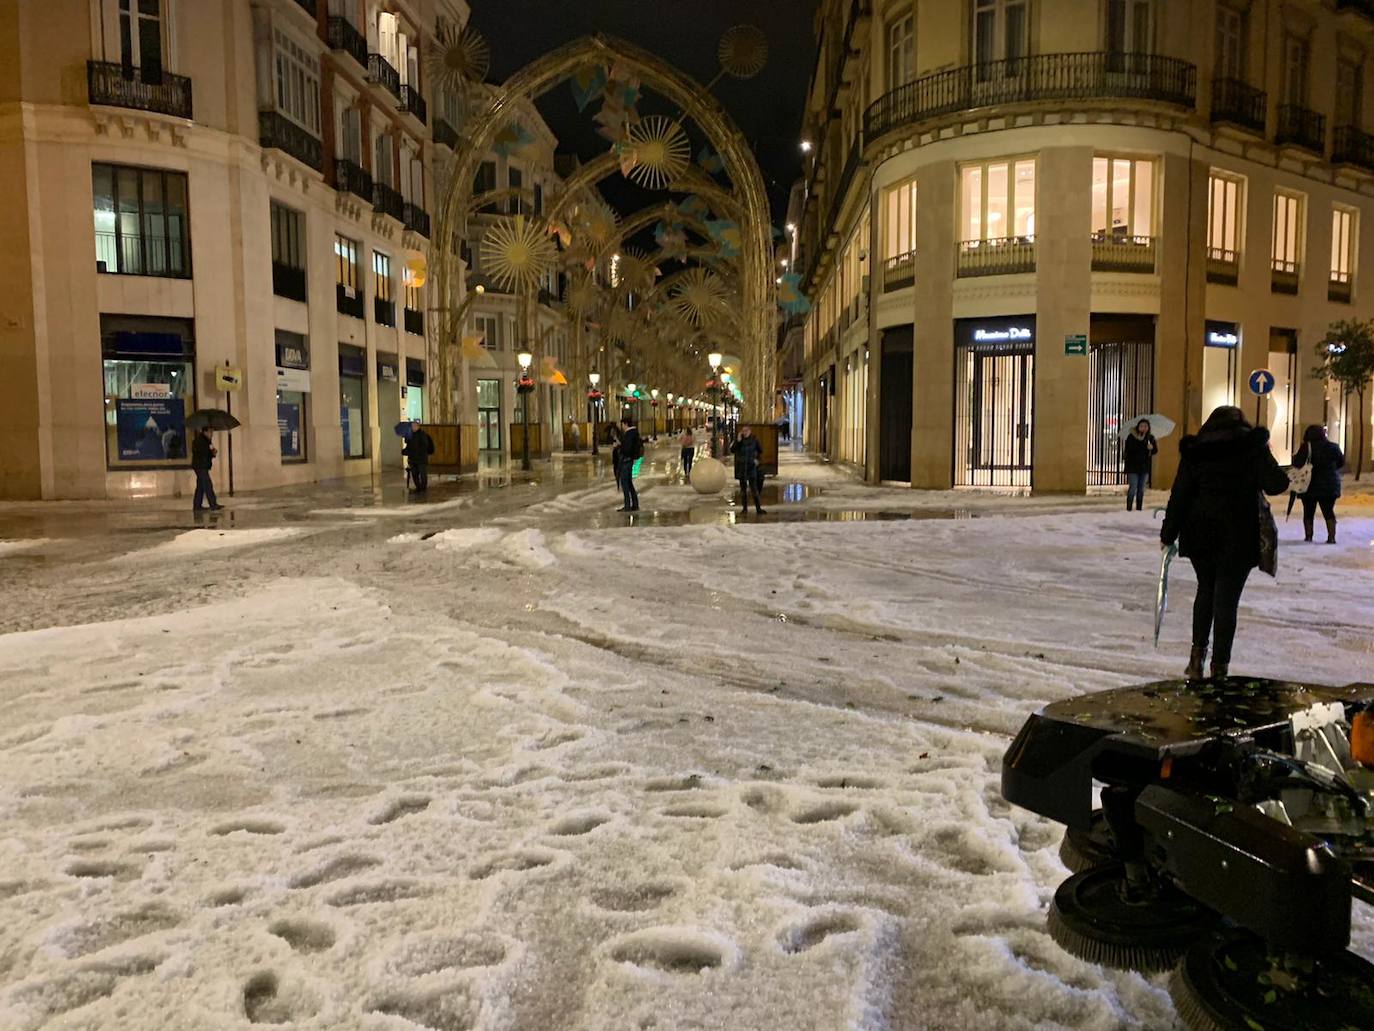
[[272, 261, 307, 302], [403, 202, 431, 238], [404, 307, 425, 335], [865, 51, 1196, 142], [881, 250, 916, 292], [337, 282, 364, 318], [433, 117, 459, 150], [1333, 125, 1374, 172], [368, 53, 402, 98], [87, 61, 193, 120], [259, 111, 322, 172], [400, 84, 427, 124], [1206, 246, 1239, 285], [1210, 78, 1266, 135], [1090, 232, 1156, 273], [326, 16, 368, 69], [333, 158, 372, 203], [1276, 104, 1325, 153], [375, 296, 396, 327], [1329, 273, 1353, 304], [373, 181, 405, 221], [1271, 258, 1300, 295], [956, 237, 1036, 278]]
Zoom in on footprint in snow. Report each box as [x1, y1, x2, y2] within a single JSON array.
[[588, 883, 677, 913], [289, 855, 381, 889], [326, 879, 430, 907], [210, 818, 285, 837], [661, 803, 729, 819], [644, 774, 705, 793], [54, 902, 181, 959], [778, 911, 864, 955], [268, 917, 336, 954], [548, 811, 610, 837], [606, 928, 733, 975], [243, 971, 317, 1024], [387, 933, 510, 977], [64, 858, 139, 881], [469, 849, 557, 881], [790, 801, 860, 825], [8, 954, 160, 1027], [368, 796, 431, 825], [369, 987, 478, 1031]]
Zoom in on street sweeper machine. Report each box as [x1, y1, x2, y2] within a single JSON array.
[[1002, 677, 1374, 1031]]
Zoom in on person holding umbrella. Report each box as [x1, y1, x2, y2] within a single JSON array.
[[1122, 418, 1158, 511], [403, 421, 434, 492], [1291, 424, 1344, 543], [190, 427, 222, 512]]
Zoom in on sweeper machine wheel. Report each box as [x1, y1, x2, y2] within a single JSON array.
[[1169, 928, 1374, 1031], [1046, 864, 1219, 973], [1057, 810, 1116, 874]]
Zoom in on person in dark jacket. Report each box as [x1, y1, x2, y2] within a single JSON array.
[[1122, 419, 1158, 511], [617, 417, 643, 512], [609, 422, 624, 493], [404, 421, 435, 492], [1292, 424, 1344, 544], [730, 425, 766, 515], [1161, 406, 1289, 680], [190, 428, 222, 512]]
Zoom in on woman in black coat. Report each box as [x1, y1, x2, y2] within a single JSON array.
[[1121, 419, 1158, 511], [1160, 406, 1289, 680], [1292, 424, 1344, 544]]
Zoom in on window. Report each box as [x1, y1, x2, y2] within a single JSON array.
[[1272, 191, 1303, 273], [477, 378, 502, 451], [886, 11, 915, 91], [404, 268, 422, 312], [1215, 5, 1246, 81], [1091, 157, 1154, 239], [1282, 33, 1308, 107], [534, 183, 544, 215], [335, 235, 359, 291], [1206, 172, 1243, 260], [883, 179, 916, 258], [509, 167, 524, 214], [118, 0, 163, 79], [272, 29, 320, 134], [973, 0, 1028, 78], [374, 251, 395, 326], [92, 163, 190, 277], [101, 314, 195, 469], [1331, 206, 1356, 301], [374, 130, 394, 186], [960, 158, 1035, 242], [1337, 58, 1364, 130], [474, 313, 501, 350], [275, 330, 309, 463], [270, 201, 305, 301], [339, 105, 362, 164], [339, 346, 368, 459], [1106, 0, 1153, 54]]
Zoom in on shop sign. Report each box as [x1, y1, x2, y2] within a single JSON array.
[[1064, 333, 1088, 355], [278, 344, 308, 369], [130, 383, 172, 399], [1208, 331, 1239, 346], [276, 366, 311, 393], [378, 363, 398, 382], [115, 398, 187, 461], [215, 365, 243, 392], [974, 326, 1033, 343]]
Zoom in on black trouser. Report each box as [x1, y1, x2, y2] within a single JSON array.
[[1189, 556, 1251, 667], [411, 463, 428, 491], [193, 468, 218, 510], [1300, 495, 1336, 526], [681, 447, 694, 476], [738, 473, 761, 509], [619, 458, 638, 510]]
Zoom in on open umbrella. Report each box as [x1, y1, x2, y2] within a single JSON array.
[[1118, 413, 1176, 443], [394, 421, 414, 438], [1154, 541, 1178, 647], [186, 408, 240, 431]]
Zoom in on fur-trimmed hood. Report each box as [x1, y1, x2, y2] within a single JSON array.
[[1178, 425, 1271, 462]]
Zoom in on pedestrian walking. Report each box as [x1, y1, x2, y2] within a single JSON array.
[[1292, 424, 1344, 544], [404, 421, 435, 492], [730, 425, 766, 515], [1160, 406, 1289, 680], [190, 427, 222, 512], [679, 427, 696, 478], [617, 417, 643, 512], [1122, 418, 1158, 511], [609, 422, 624, 492]]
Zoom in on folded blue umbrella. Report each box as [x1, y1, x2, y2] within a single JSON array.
[[394, 421, 413, 439]]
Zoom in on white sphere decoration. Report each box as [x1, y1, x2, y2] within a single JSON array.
[[690, 456, 728, 494]]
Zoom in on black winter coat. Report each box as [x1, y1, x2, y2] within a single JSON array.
[[620, 428, 644, 461], [1292, 439, 1343, 500], [191, 434, 214, 472], [731, 435, 763, 479], [1161, 425, 1289, 570], [405, 429, 435, 466], [1122, 431, 1157, 475]]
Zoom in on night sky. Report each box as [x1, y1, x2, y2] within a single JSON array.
[[469, 0, 819, 229]]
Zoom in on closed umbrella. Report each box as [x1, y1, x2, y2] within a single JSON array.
[[1118, 413, 1176, 443], [1154, 541, 1178, 647], [186, 408, 240, 431]]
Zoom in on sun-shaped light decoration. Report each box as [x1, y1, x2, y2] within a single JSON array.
[[427, 22, 490, 97], [623, 115, 691, 190], [480, 215, 556, 293], [578, 201, 621, 248], [605, 305, 642, 345], [671, 268, 730, 328], [565, 275, 602, 317], [718, 25, 769, 80], [613, 248, 660, 294]]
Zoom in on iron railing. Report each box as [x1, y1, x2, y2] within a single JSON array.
[[373, 181, 405, 221], [1087, 340, 1154, 486], [272, 261, 307, 302], [1090, 233, 1156, 273], [333, 158, 372, 203], [336, 283, 364, 318], [1276, 104, 1325, 153], [87, 61, 193, 119], [95, 230, 190, 278], [404, 307, 425, 335], [326, 17, 367, 69], [882, 251, 916, 291], [403, 202, 431, 238], [957, 237, 1036, 277], [400, 84, 427, 124], [368, 54, 401, 98], [1211, 78, 1266, 134], [258, 110, 322, 172], [433, 117, 459, 149], [375, 296, 396, 327], [1206, 247, 1239, 285], [865, 51, 1196, 141], [1333, 125, 1374, 171], [1271, 258, 1300, 295], [1329, 275, 1353, 303]]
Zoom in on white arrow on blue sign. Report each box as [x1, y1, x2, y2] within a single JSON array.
[[1248, 368, 1275, 396]]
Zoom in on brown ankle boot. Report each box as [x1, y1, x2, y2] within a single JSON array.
[[1185, 646, 1206, 680], [1210, 661, 1228, 680], [1325, 517, 1337, 544]]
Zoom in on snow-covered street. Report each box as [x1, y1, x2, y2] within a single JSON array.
[[1, 447, 1371, 1030]]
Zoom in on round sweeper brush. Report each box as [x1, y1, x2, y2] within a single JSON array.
[[1170, 929, 1374, 1031], [1046, 864, 1218, 974], [1057, 810, 1117, 874]]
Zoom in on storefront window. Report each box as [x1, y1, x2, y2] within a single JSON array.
[[960, 158, 1035, 242], [275, 329, 309, 463], [477, 377, 502, 450], [101, 315, 195, 469], [406, 359, 425, 421], [340, 346, 368, 459], [1203, 321, 1239, 418], [278, 390, 306, 460]]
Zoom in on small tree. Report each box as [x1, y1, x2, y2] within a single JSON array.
[[1314, 318, 1374, 481]]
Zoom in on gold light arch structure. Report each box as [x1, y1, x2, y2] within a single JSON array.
[[431, 33, 775, 422]]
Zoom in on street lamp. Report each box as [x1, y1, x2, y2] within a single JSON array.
[[588, 371, 602, 455], [626, 382, 636, 423], [708, 352, 723, 456], [650, 388, 659, 440], [517, 350, 534, 472]]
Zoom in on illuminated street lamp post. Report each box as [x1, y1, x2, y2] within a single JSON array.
[[667, 392, 675, 436], [650, 388, 659, 440], [626, 382, 637, 423], [708, 352, 722, 456], [588, 371, 602, 455], [517, 350, 534, 472], [720, 371, 733, 446]]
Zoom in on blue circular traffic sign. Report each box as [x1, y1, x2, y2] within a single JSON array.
[[1248, 368, 1276, 396]]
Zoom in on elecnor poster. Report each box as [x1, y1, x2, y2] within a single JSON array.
[[116, 397, 187, 461], [278, 401, 302, 458]]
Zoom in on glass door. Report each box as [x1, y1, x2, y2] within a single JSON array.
[[477, 378, 503, 451]]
